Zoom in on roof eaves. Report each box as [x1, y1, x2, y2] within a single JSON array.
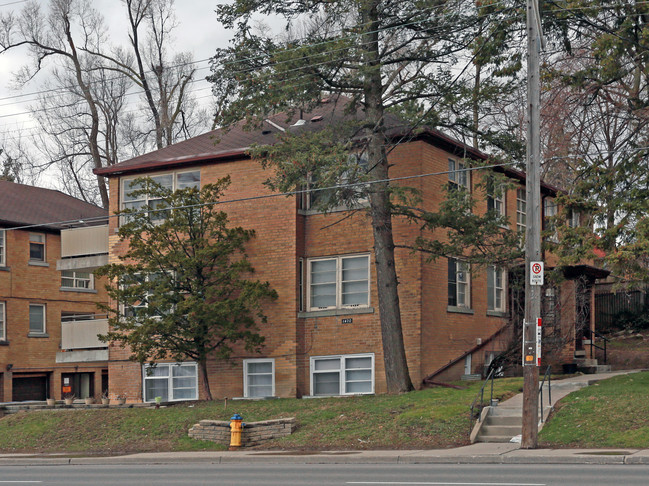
[[94, 148, 251, 176]]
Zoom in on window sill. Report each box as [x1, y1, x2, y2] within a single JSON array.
[[298, 307, 374, 318], [60, 287, 98, 294], [302, 393, 375, 399], [28, 261, 49, 267], [447, 306, 474, 315], [486, 310, 507, 318], [231, 396, 278, 401], [0, 266, 9, 272], [27, 332, 49, 338], [0, 340, 8, 346]]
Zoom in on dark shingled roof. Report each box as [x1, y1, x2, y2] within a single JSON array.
[[0, 180, 107, 230], [93, 97, 560, 195]]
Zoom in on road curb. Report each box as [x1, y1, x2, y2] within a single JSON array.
[[0, 451, 647, 466]]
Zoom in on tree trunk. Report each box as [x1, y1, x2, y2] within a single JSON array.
[[199, 359, 213, 401], [362, 0, 414, 394]]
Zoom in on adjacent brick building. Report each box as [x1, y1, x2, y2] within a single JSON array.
[[95, 99, 607, 403], [0, 180, 109, 402]]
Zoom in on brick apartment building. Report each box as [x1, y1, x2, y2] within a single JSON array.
[[95, 99, 607, 403], [0, 180, 109, 402]]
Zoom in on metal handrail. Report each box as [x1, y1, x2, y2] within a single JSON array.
[[538, 365, 552, 423], [469, 367, 496, 433], [588, 330, 609, 364]]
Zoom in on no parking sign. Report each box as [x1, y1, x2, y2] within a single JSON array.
[[530, 261, 544, 286]]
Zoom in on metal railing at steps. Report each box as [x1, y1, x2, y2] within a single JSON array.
[[586, 330, 609, 364], [469, 367, 496, 434], [538, 365, 552, 424]]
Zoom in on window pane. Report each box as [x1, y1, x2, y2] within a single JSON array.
[[346, 357, 371, 369], [0, 302, 5, 341], [248, 373, 272, 386], [311, 284, 336, 308], [147, 365, 169, 377], [314, 358, 340, 371], [341, 290, 368, 306], [345, 369, 371, 382], [151, 174, 173, 190], [176, 171, 200, 189], [487, 267, 495, 310], [341, 256, 367, 279], [248, 362, 272, 374], [171, 365, 197, 400], [29, 305, 44, 333], [123, 179, 145, 201], [30, 242, 44, 261], [248, 385, 273, 398], [313, 372, 340, 395], [310, 260, 336, 283], [346, 381, 372, 393], [145, 378, 168, 402]]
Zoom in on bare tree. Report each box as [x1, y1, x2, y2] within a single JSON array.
[[0, 0, 206, 206]]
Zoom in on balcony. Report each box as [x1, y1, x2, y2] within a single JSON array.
[[56, 315, 109, 364], [57, 225, 109, 272]]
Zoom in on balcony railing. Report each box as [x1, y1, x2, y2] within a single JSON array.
[[61, 315, 109, 350], [60, 225, 109, 258]]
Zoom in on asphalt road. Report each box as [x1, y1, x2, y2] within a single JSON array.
[[1, 463, 648, 485]]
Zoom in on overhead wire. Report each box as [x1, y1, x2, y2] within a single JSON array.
[[1, 160, 520, 232]]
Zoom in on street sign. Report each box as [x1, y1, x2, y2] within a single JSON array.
[[530, 261, 544, 286]]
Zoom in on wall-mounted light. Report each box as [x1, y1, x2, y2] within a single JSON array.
[[6, 364, 13, 371]]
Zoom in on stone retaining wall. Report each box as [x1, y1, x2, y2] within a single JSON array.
[[188, 417, 296, 447]]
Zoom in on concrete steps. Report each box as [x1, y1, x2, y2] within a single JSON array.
[[475, 407, 522, 443], [473, 405, 553, 443], [575, 357, 612, 374]]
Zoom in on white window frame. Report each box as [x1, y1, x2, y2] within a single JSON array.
[[306, 254, 370, 311], [310, 353, 375, 396], [487, 265, 506, 312], [516, 188, 526, 234], [61, 270, 94, 290], [29, 233, 45, 262], [544, 198, 559, 242], [120, 169, 201, 224], [243, 358, 275, 398], [121, 272, 171, 320], [568, 209, 580, 228], [142, 362, 198, 402], [28, 303, 46, 335], [0, 301, 5, 341], [448, 258, 471, 309], [0, 229, 5, 266], [487, 182, 505, 217], [448, 158, 470, 191]]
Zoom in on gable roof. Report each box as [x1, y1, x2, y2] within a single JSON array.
[[0, 180, 107, 230]]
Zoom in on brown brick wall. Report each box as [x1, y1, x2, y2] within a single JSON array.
[[0, 227, 108, 401], [105, 139, 582, 401]]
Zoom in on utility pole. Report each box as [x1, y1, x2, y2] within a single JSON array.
[[522, 0, 543, 449]]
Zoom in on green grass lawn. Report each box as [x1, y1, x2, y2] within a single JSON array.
[[0, 378, 523, 454], [539, 371, 649, 448]]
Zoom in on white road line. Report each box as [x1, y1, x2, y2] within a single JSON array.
[[347, 482, 545, 486]]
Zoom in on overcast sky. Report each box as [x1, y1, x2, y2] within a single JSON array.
[[0, 0, 247, 158]]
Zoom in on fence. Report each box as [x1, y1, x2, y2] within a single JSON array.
[[594, 288, 647, 331]]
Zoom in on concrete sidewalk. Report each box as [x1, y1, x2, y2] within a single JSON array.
[[1, 444, 649, 466]]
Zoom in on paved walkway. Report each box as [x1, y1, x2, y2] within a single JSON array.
[[0, 370, 646, 466], [498, 369, 643, 424]]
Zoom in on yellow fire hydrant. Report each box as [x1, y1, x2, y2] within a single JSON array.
[[229, 413, 244, 450]]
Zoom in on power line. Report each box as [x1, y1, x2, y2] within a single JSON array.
[[1, 161, 519, 232]]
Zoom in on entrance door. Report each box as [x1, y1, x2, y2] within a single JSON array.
[[61, 373, 94, 399]]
